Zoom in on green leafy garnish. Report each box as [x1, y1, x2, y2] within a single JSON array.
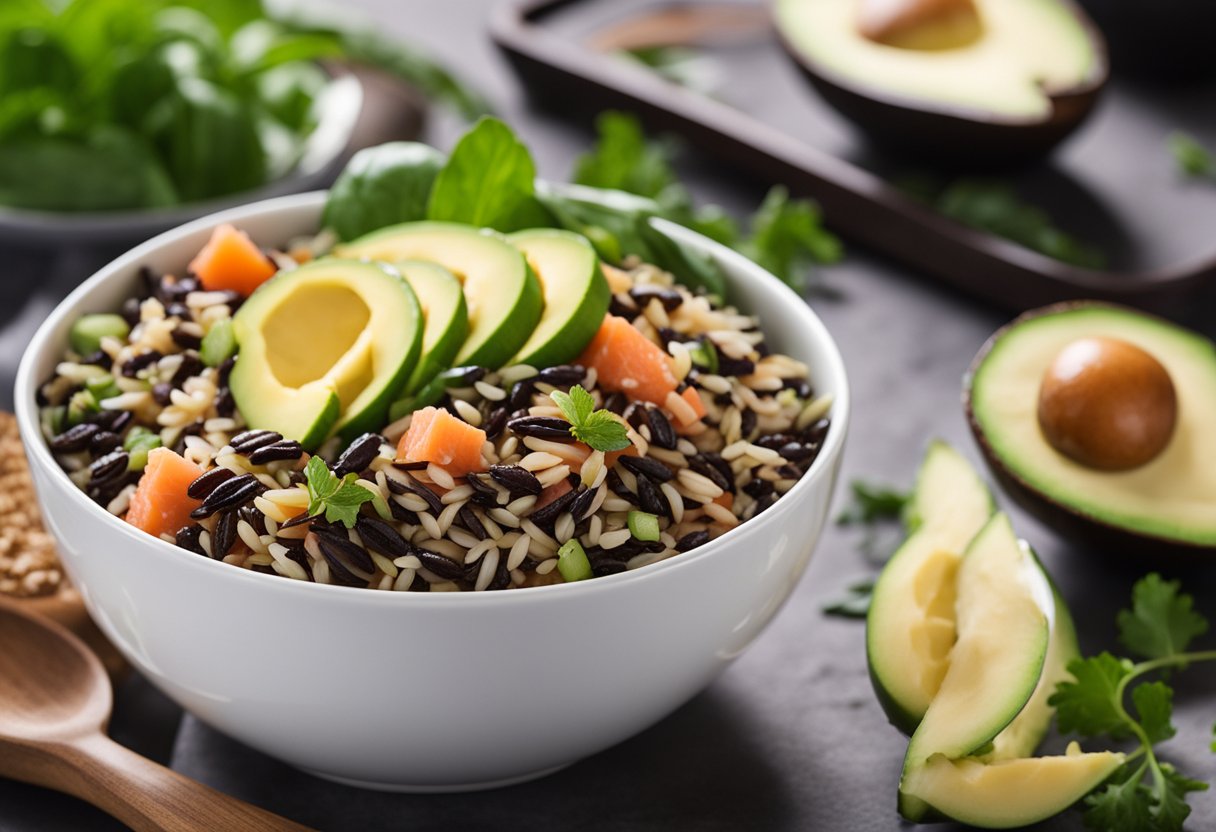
[[1049, 574, 1216, 832], [836, 480, 911, 526], [549, 385, 631, 453], [821, 578, 876, 619], [1168, 131, 1212, 178], [322, 142, 446, 242], [303, 455, 375, 529]]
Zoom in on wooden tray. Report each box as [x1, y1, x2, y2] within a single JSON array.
[[491, 0, 1216, 314]]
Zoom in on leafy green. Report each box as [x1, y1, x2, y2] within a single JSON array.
[[932, 179, 1106, 269], [1048, 574, 1216, 832], [303, 455, 375, 529], [573, 111, 680, 200], [427, 117, 540, 231], [1168, 132, 1212, 178], [323, 142, 446, 241], [550, 385, 631, 453], [742, 186, 844, 291], [0, 0, 482, 212], [835, 480, 910, 526], [821, 578, 876, 619]]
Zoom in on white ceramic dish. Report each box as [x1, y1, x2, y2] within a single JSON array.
[[14, 191, 849, 791]]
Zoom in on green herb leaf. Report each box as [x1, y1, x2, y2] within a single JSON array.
[[742, 185, 842, 291], [1083, 767, 1153, 832], [573, 110, 679, 199], [1050, 653, 1136, 739], [323, 141, 445, 241], [427, 116, 539, 231], [550, 385, 630, 453], [1154, 764, 1206, 830], [836, 480, 910, 526], [304, 455, 374, 528], [1168, 132, 1212, 178], [822, 578, 875, 619], [1132, 681, 1176, 745], [1118, 573, 1209, 661]]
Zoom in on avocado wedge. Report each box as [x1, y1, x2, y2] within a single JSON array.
[[230, 259, 422, 448], [966, 302, 1216, 558], [507, 229, 610, 368], [396, 260, 468, 396], [866, 441, 994, 734], [338, 222, 542, 369], [899, 513, 1052, 821]]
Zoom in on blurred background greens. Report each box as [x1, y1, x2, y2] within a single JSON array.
[[0, 0, 484, 213]]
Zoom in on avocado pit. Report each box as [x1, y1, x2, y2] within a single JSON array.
[[1036, 336, 1177, 472], [858, 0, 984, 51]]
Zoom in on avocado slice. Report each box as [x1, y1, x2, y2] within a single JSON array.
[[967, 303, 1216, 553], [230, 259, 422, 449], [902, 744, 1125, 828], [866, 441, 994, 735], [774, 0, 1107, 164], [396, 260, 468, 395], [337, 222, 542, 369], [507, 229, 610, 368], [899, 512, 1052, 821]]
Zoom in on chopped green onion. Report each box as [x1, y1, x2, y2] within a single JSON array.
[[125, 431, 163, 471], [69, 313, 129, 356], [200, 318, 237, 368], [688, 339, 718, 374], [66, 390, 98, 427], [85, 374, 121, 402], [557, 538, 593, 582], [41, 406, 66, 438], [627, 510, 661, 542]]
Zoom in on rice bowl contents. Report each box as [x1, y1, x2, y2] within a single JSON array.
[[38, 228, 833, 592]]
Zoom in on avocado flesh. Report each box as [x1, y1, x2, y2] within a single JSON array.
[[396, 260, 468, 396], [899, 512, 1052, 821], [970, 305, 1216, 547], [337, 222, 543, 369], [902, 744, 1124, 828], [507, 229, 610, 368], [776, 0, 1097, 120], [867, 441, 994, 734], [231, 259, 421, 448]]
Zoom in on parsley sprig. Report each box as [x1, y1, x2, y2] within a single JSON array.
[[1049, 574, 1216, 831], [549, 385, 631, 453], [303, 456, 376, 528]]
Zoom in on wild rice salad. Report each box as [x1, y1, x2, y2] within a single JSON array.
[[39, 239, 832, 593]]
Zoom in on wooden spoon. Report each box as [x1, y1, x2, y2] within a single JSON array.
[[0, 597, 313, 832]]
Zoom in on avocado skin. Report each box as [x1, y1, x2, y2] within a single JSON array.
[[964, 301, 1216, 565], [774, 2, 1109, 168], [1078, 0, 1216, 82]]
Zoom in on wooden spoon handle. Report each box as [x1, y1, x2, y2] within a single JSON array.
[[52, 732, 314, 832]]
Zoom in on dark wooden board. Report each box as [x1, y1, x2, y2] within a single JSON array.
[[491, 0, 1216, 315]]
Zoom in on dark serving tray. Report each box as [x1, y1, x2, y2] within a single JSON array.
[[491, 0, 1216, 313]]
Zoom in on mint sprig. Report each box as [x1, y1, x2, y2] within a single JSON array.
[[1048, 574, 1216, 832], [549, 385, 631, 453], [303, 455, 375, 528]]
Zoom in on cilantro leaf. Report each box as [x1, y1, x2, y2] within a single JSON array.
[[1050, 653, 1136, 739], [573, 111, 679, 200], [1132, 681, 1176, 745], [1118, 573, 1209, 661], [1154, 763, 1207, 830], [1083, 768, 1153, 832], [549, 385, 630, 452], [741, 185, 842, 292], [1169, 132, 1213, 178], [304, 455, 374, 528]]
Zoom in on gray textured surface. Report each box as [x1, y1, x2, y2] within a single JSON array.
[[2, 1, 1215, 830]]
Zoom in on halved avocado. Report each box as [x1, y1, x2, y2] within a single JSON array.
[[866, 441, 994, 735], [507, 229, 610, 368], [966, 302, 1216, 558], [774, 0, 1108, 165], [902, 743, 1124, 828], [899, 512, 1052, 821], [337, 222, 542, 369], [230, 259, 421, 449], [396, 260, 468, 395]]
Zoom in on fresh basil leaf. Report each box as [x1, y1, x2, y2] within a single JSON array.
[[324, 142, 446, 241], [427, 116, 537, 231]]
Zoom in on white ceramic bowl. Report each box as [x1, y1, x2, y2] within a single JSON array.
[[15, 192, 849, 791]]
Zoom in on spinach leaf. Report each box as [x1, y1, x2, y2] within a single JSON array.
[[324, 142, 446, 241], [427, 116, 538, 231]]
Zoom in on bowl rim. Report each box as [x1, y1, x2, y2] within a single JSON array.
[[15, 188, 850, 607]]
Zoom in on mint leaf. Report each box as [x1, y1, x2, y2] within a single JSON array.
[[1169, 132, 1212, 178], [741, 185, 842, 291], [1132, 681, 1176, 745], [304, 456, 373, 528], [574, 411, 631, 452], [1118, 573, 1209, 661], [1050, 653, 1136, 739], [427, 116, 538, 231]]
